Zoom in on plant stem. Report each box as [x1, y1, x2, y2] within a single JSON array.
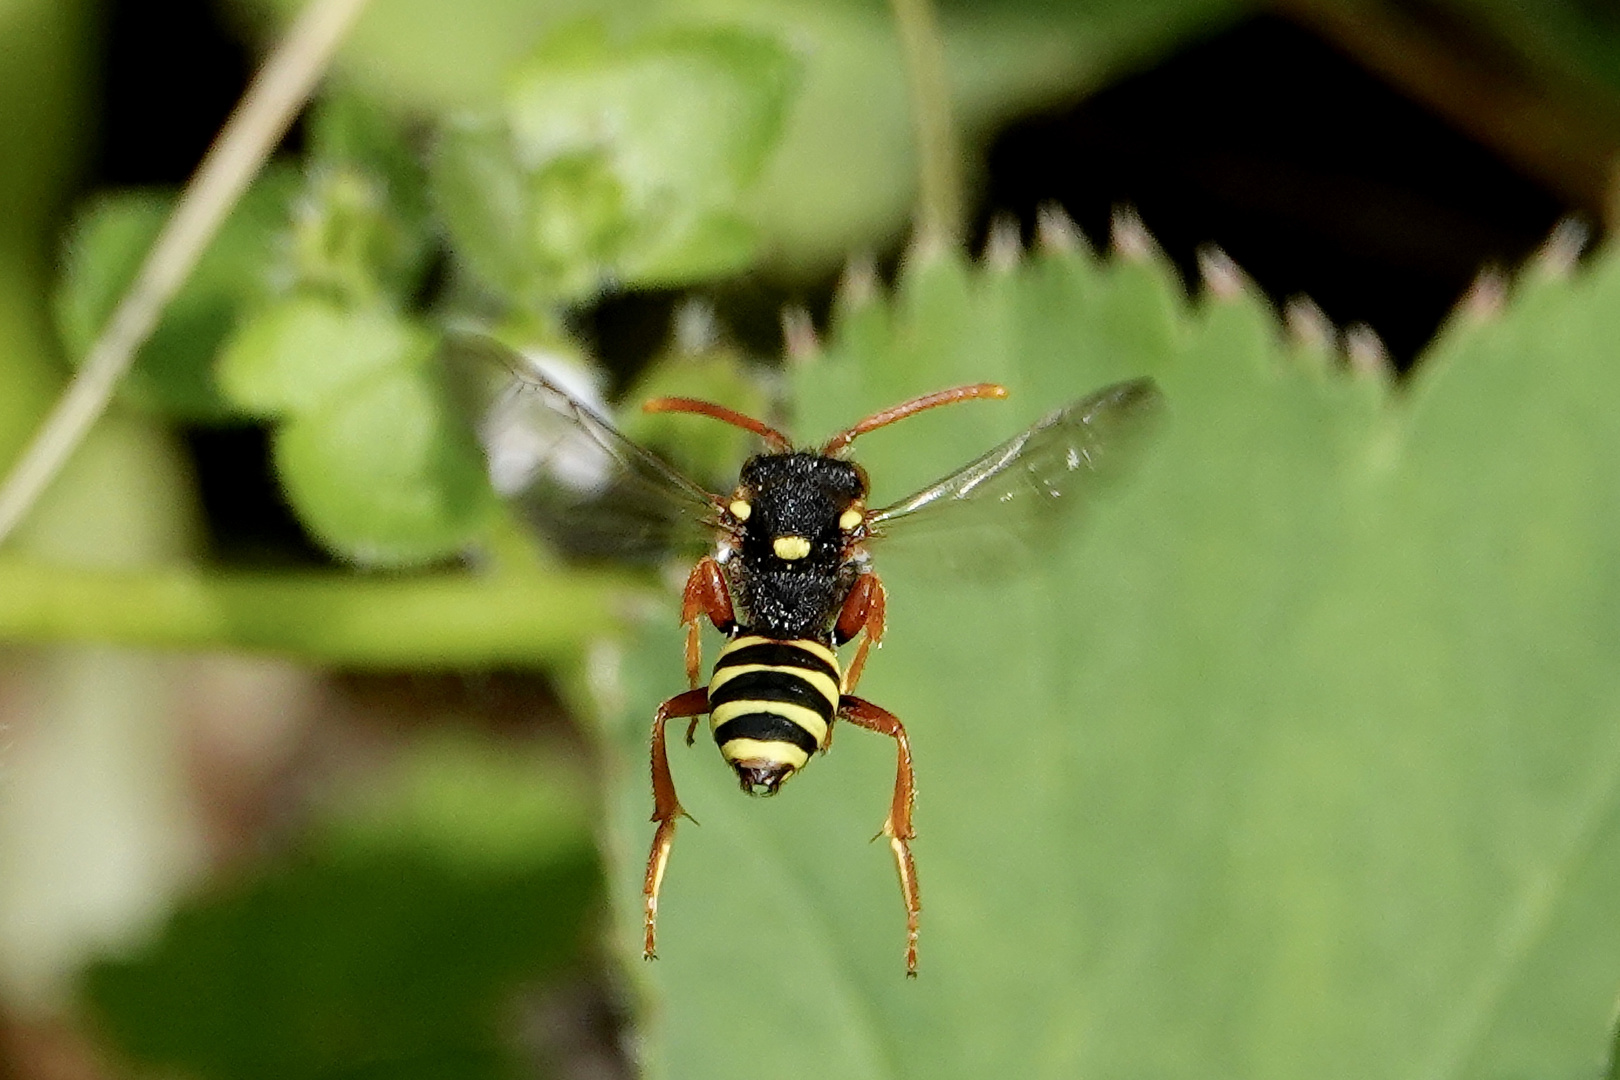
[[0, 0, 372, 545], [0, 559, 633, 668], [889, 0, 963, 247]]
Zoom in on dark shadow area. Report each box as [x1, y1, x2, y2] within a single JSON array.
[[979, 13, 1576, 369], [181, 426, 333, 567], [94, 1, 326, 567], [92, 0, 252, 187]]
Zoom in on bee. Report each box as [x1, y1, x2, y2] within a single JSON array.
[[462, 337, 1162, 976]]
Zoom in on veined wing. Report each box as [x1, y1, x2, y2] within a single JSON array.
[[446, 333, 722, 562], [865, 377, 1164, 569]]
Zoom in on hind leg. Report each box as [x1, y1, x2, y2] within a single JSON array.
[[644, 687, 709, 960], [839, 694, 919, 976]]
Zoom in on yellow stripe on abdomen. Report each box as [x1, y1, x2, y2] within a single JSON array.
[[711, 698, 829, 747], [709, 663, 840, 709], [707, 637, 843, 784], [719, 737, 810, 773]]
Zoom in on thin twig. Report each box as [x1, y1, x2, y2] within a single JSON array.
[[0, 558, 628, 667], [0, 0, 372, 544], [889, 0, 963, 246]]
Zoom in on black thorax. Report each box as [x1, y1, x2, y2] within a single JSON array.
[[727, 451, 866, 641]]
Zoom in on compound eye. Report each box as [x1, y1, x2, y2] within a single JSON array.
[[839, 503, 865, 531]]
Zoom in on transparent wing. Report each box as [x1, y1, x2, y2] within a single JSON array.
[[445, 333, 722, 562], [865, 378, 1164, 572]]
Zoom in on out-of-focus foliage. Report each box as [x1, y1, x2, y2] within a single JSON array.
[[246, 0, 1246, 269], [433, 21, 800, 303], [83, 734, 599, 1080], [271, 358, 496, 565], [54, 174, 301, 419], [50, 18, 805, 566], [599, 235, 1620, 1079], [217, 299, 426, 416], [1451, 0, 1620, 98], [7, 0, 1620, 1078]]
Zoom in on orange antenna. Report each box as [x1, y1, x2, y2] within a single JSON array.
[[642, 397, 793, 452], [822, 383, 1008, 456]]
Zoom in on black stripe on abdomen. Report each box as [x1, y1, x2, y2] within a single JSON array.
[[708, 669, 835, 722], [712, 711, 820, 756], [706, 636, 843, 784], [713, 640, 839, 683]]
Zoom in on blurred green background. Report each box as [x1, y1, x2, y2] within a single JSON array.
[[3, 1, 1620, 1078]]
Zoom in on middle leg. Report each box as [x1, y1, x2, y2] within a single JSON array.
[[679, 557, 735, 689], [833, 571, 887, 694]]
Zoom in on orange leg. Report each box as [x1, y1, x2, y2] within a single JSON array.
[[834, 572, 887, 694], [839, 694, 920, 976], [679, 557, 736, 688], [644, 687, 710, 961]]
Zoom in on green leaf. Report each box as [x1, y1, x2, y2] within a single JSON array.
[[82, 732, 598, 1080], [308, 93, 433, 233], [296, 93, 435, 304], [600, 240, 1620, 1078], [508, 20, 798, 275], [53, 172, 300, 419], [429, 116, 550, 303], [508, 21, 796, 202], [429, 117, 541, 302], [430, 20, 799, 305], [217, 297, 431, 417], [275, 363, 496, 566]]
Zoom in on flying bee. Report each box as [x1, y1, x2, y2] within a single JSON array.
[[458, 335, 1162, 976]]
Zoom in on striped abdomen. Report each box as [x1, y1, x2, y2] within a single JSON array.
[[708, 635, 842, 795]]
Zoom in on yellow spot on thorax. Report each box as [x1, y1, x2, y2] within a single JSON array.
[[773, 535, 811, 560], [729, 499, 751, 521]]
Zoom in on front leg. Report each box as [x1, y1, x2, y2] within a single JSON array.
[[839, 693, 919, 976], [644, 687, 710, 961], [833, 571, 887, 694], [679, 556, 736, 689]]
